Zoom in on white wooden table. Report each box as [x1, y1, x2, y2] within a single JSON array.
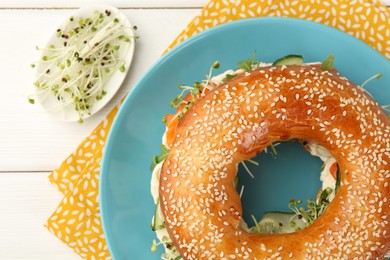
[[0, 0, 389, 259], [0, 1, 205, 258]]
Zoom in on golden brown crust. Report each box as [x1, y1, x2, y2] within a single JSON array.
[[159, 65, 390, 259]]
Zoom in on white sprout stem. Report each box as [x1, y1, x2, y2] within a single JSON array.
[[79, 24, 130, 58], [38, 45, 76, 65], [80, 24, 122, 57], [241, 161, 255, 179], [94, 27, 130, 47], [245, 159, 259, 166], [251, 215, 260, 232], [67, 26, 125, 52], [180, 85, 194, 91], [39, 66, 72, 93], [96, 66, 104, 90], [35, 89, 74, 111], [203, 76, 212, 91], [83, 20, 119, 43], [319, 204, 327, 216], [36, 51, 88, 85], [290, 206, 308, 224], [61, 15, 76, 34], [35, 47, 77, 80], [239, 185, 245, 198], [288, 214, 296, 223], [57, 70, 89, 95], [203, 65, 218, 91], [360, 73, 382, 89], [84, 72, 100, 96]]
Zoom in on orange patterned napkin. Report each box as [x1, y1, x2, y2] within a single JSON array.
[[45, 0, 390, 259]]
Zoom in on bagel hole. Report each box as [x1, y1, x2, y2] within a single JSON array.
[[237, 140, 333, 234]]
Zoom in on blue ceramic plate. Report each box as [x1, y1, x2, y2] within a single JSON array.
[[100, 17, 390, 259]]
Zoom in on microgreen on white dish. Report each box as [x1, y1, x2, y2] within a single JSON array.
[[32, 5, 136, 123]]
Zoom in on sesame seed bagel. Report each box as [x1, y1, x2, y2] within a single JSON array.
[[159, 65, 390, 259]]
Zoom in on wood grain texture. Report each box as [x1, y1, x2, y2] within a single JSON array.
[[0, 5, 200, 258], [0, 172, 79, 259], [0, 0, 388, 8], [0, 8, 198, 171], [0, 0, 206, 8]]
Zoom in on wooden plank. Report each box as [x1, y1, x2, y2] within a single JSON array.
[[0, 0, 207, 8], [0, 8, 198, 171], [0, 172, 79, 259], [0, 0, 388, 8]]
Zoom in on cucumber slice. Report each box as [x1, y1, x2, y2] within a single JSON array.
[[272, 54, 304, 66], [253, 212, 306, 234], [151, 201, 165, 231]]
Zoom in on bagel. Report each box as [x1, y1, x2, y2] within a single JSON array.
[[158, 64, 390, 259]]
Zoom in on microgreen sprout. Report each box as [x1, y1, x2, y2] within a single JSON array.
[[151, 239, 158, 252], [150, 145, 170, 171], [288, 187, 334, 228], [151, 235, 181, 259], [239, 185, 245, 198], [263, 142, 279, 157], [169, 96, 183, 108], [177, 102, 194, 120], [321, 54, 334, 71], [222, 73, 237, 82], [191, 82, 201, 96], [28, 97, 35, 104], [203, 60, 220, 90], [245, 158, 259, 166], [241, 161, 255, 179], [169, 83, 190, 108], [250, 215, 261, 233], [361, 73, 382, 89], [237, 51, 259, 72], [211, 60, 220, 69], [382, 104, 390, 112], [269, 143, 278, 156], [31, 10, 136, 123], [168, 61, 221, 120]]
